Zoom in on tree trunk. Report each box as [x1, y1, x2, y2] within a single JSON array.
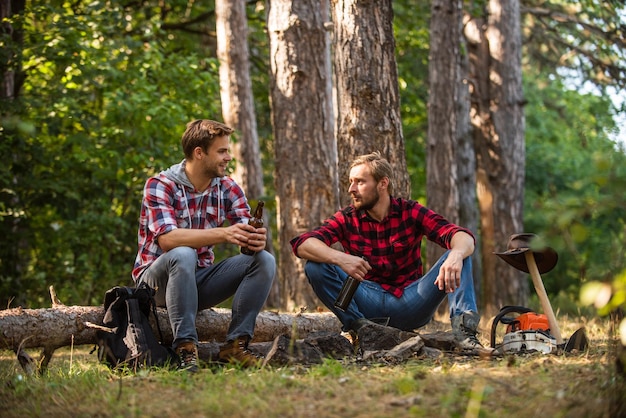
[[0, 0, 21, 99], [267, 0, 338, 311], [331, 0, 410, 206], [215, 0, 279, 307], [0, 0, 28, 309], [0, 305, 341, 352], [455, 15, 482, 302], [466, 0, 527, 317], [426, 0, 463, 263], [216, 0, 264, 199], [426, 0, 481, 317]]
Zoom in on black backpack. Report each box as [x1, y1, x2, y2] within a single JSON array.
[[95, 282, 177, 370]]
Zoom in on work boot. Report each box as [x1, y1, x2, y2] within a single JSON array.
[[451, 311, 485, 351], [350, 318, 418, 351], [218, 337, 263, 368], [176, 341, 199, 373]]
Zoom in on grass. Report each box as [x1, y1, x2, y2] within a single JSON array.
[[1, 316, 625, 418]]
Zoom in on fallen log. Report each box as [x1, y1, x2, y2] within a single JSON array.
[[1, 284, 482, 374], [0, 305, 342, 354]]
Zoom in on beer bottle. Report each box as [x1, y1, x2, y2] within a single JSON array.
[[334, 256, 367, 311], [241, 200, 264, 255], [334, 275, 359, 312]]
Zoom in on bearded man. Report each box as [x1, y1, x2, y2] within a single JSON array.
[[290, 152, 485, 351]]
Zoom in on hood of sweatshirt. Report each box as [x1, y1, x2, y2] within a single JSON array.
[[161, 159, 225, 225], [161, 159, 224, 190]]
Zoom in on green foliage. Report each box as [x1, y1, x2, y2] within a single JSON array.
[[521, 0, 626, 317], [581, 269, 626, 346], [523, 71, 626, 309], [393, 1, 430, 200], [522, 0, 626, 90], [1, 1, 221, 307], [1, 0, 625, 313]]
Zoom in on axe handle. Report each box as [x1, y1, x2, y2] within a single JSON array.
[[525, 252, 564, 344]]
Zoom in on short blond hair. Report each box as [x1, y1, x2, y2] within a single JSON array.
[[350, 151, 394, 195]]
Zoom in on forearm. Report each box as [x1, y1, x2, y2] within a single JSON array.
[[296, 238, 344, 264], [158, 227, 226, 251], [449, 231, 475, 259], [297, 237, 371, 280]]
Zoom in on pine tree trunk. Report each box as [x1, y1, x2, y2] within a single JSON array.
[[331, 0, 410, 206], [216, 0, 263, 198], [215, 0, 279, 307], [426, 0, 463, 268], [427, 0, 482, 316], [268, 0, 338, 311], [467, 0, 527, 316]]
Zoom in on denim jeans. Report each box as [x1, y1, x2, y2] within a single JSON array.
[[139, 246, 275, 349], [305, 250, 478, 331]]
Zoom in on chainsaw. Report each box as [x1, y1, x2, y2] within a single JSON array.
[[490, 306, 557, 354]]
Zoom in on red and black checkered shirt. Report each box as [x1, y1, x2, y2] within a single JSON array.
[[290, 197, 474, 297]]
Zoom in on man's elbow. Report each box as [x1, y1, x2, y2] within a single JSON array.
[[156, 232, 174, 252], [452, 231, 475, 255], [463, 233, 475, 255], [293, 237, 315, 259]]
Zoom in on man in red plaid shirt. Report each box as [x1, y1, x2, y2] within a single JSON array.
[[290, 152, 485, 351]]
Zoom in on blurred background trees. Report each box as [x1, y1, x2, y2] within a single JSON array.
[[0, 1, 624, 319]]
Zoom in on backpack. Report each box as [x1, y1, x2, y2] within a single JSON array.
[[95, 282, 177, 369]]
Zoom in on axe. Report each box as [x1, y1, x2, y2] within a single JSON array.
[[524, 251, 564, 345]]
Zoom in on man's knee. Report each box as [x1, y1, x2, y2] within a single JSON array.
[[256, 249, 275, 265], [168, 246, 198, 266], [304, 261, 330, 285], [255, 250, 277, 281]]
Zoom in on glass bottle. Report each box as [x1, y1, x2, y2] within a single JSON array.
[[241, 200, 264, 255], [334, 275, 359, 312]]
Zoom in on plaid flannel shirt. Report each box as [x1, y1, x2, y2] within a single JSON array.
[[132, 169, 250, 281], [290, 197, 474, 297]]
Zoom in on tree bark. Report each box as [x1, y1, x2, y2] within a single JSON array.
[[215, 0, 279, 307], [0, 305, 341, 352], [216, 0, 264, 199], [426, 0, 482, 316], [466, 0, 527, 316], [426, 0, 463, 262], [425, 0, 482, 314], [268, 0, 338, 311], [0, 0, 28, 309], [332, 0, 410, 206]]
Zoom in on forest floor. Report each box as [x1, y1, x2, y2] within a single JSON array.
[[0, 314, 624, 418]]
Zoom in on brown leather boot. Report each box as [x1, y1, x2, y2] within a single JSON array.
[[218, 337, 263, 368], [176, 341, 199, 373]]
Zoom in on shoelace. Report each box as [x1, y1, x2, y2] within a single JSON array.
[[179, 349, 197, 367], [238, 344, 263, 360], [462, 326, 482, 347]]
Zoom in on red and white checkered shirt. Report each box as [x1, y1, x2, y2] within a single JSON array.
[[132, 161, 250, 281]]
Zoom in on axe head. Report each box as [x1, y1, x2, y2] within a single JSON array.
[[564, 327, 589, 352]]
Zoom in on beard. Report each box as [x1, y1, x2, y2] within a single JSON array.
[[203, 162, 226, 178], [352, 190, 379, 211]]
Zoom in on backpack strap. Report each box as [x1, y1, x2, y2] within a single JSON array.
[[136, 281, 166, 345]]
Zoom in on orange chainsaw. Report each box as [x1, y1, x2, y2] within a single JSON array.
[[490, 306, 557, 354]]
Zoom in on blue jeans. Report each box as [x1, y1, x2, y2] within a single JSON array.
[[305, 250, 478, 331], [139, 246, 276, 349]]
